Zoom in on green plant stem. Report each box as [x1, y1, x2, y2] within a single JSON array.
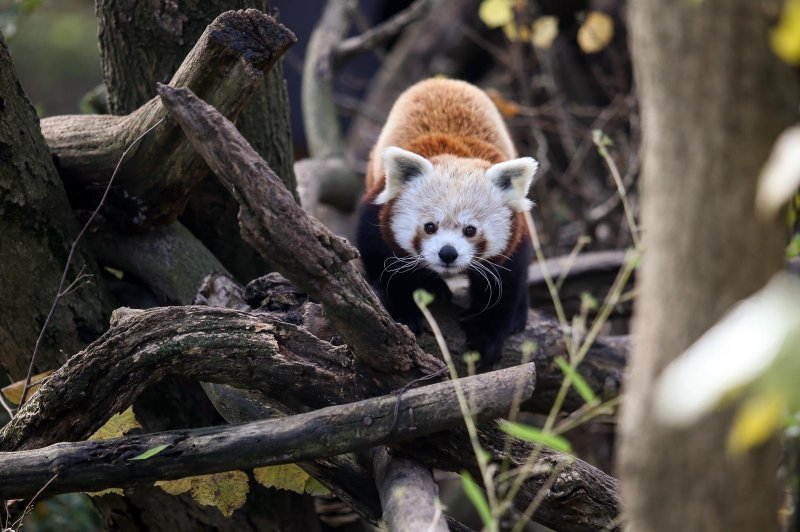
[[415, 297, 499, 531]]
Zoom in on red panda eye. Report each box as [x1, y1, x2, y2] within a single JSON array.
[[424, 222, 437, 234], [463, 225, 477, 237]]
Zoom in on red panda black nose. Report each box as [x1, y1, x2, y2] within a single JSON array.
[[439, 245, 458, 264]]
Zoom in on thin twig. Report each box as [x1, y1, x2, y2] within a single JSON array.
[[333, 0, 431, 64], [10, 473, 59, 531], [17, 118, 166, 408]]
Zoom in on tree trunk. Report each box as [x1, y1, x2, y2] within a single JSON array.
[[96, 0, 297, 282], [618, 1, 798, 530], [89, 3, 304, 529], [0, 32, 112, 380]]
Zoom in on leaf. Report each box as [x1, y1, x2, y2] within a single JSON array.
[[577, 11, 614, 54], [653, 273, 800, 426], [486, 88, 521, 118], [86, 487, 124, 497], [155, 477, 193, 496], [555, 357, 597, 404], [461, 472, 493, 530], [89, 406, 142, 441], [727, 391, 786, 455], [413, 288, 434, 308], [502, 21, 530, 42], [1, 370, 54, 405], [130, 444, 170, 461], [771, 0, 800, 66], [478, 0, 514, 29], [156, 471, 250, 517], [756, 127, 800, 219], [304, 477, 332, 496], [253, 464, 332, 496], [787, 234, 800, 259], [531, 16, 558, 49], [253, 464, 308, 494], [499, 420, 572, 452]]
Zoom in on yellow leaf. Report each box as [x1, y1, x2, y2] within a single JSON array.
[[772, 0, 800, 66], [502, 21, 530, 42], [304, 477, 332, 496], [727, 392, 786, 455], [1, 370, 54, 405], [156, 472, 250, 517], [485, 88, 521, 118], [479, 0, 514, 29], [531, 16, 558, 49], [254, 464, 309, 494], [577, 11, 614, 54], [155, 477, 193, 496], [87, 488, 124, 497], [89, 406, 142, 441]]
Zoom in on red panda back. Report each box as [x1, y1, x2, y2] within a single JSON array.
[[365, 79, 517, 196]]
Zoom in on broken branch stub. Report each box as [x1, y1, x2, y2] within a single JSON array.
[[42, 9, 296, 226]]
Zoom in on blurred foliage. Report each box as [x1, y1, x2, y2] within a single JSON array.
[[1, 0, 101, 115], [772, 0, 800, 65], [23, 494, 104, 532]]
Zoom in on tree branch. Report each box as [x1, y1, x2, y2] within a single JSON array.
[[0, 365, 534, 500], [42, 9, 295, 226], [373, 447, 449, 532], [0, 304, 621, 531], [156, 83, 439, 376], [333, 0, 432, 64]]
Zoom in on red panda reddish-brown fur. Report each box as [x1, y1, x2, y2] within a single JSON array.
[[356, 79, 536, 369], [364, 79, 529, 259]]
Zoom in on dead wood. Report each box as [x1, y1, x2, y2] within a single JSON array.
[[41, 9, 295, 226], [0, 364, 534, 500], [0, 304, 618, 531], [156, 83, 439, 375]]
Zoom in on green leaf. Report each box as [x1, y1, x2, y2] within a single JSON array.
[[461, 472, 493, 530], [555, 357, 597, 404], [788, 234, 800, 259], [499, 421, 572, 452], [413, 289, 434, 308], [130, 444, 170, 461]]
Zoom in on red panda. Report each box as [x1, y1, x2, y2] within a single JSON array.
[[356, 79, 538, 367]]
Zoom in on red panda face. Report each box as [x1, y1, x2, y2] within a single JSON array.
[[375, 148, 538, 274]]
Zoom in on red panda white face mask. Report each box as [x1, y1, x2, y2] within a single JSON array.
[[374, 147, 538, 274]]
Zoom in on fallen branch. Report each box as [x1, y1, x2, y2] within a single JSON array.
[[0, 305, 621, 531], [373, 447, 448, 532], [156, 83, 438, 375], [42, 9, 295, 226], [0, 365, 534, 500]]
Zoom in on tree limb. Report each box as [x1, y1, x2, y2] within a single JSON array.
[[373, 447, 449, 532], [156, 83, 439, 376], [0, 305, 620, 530], [42, 9, 295, 226], [333, 0, 432, 64], [0, 365, 534, 500]]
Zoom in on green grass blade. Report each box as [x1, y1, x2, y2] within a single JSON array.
[[499, 421, 572, 453]]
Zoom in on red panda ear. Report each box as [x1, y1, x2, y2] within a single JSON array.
[[487, 157, 539, 212], [375, 147, 434, 204]]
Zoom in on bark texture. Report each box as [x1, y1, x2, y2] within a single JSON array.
[[619, 1, 799, 530], [0, 364, 534, 499], [44, 8, 294, 228], [96, 0, 297, 281], [0, 305, 617, 531], [157, 84, 439, 375], [0, 33, 112, 379]]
